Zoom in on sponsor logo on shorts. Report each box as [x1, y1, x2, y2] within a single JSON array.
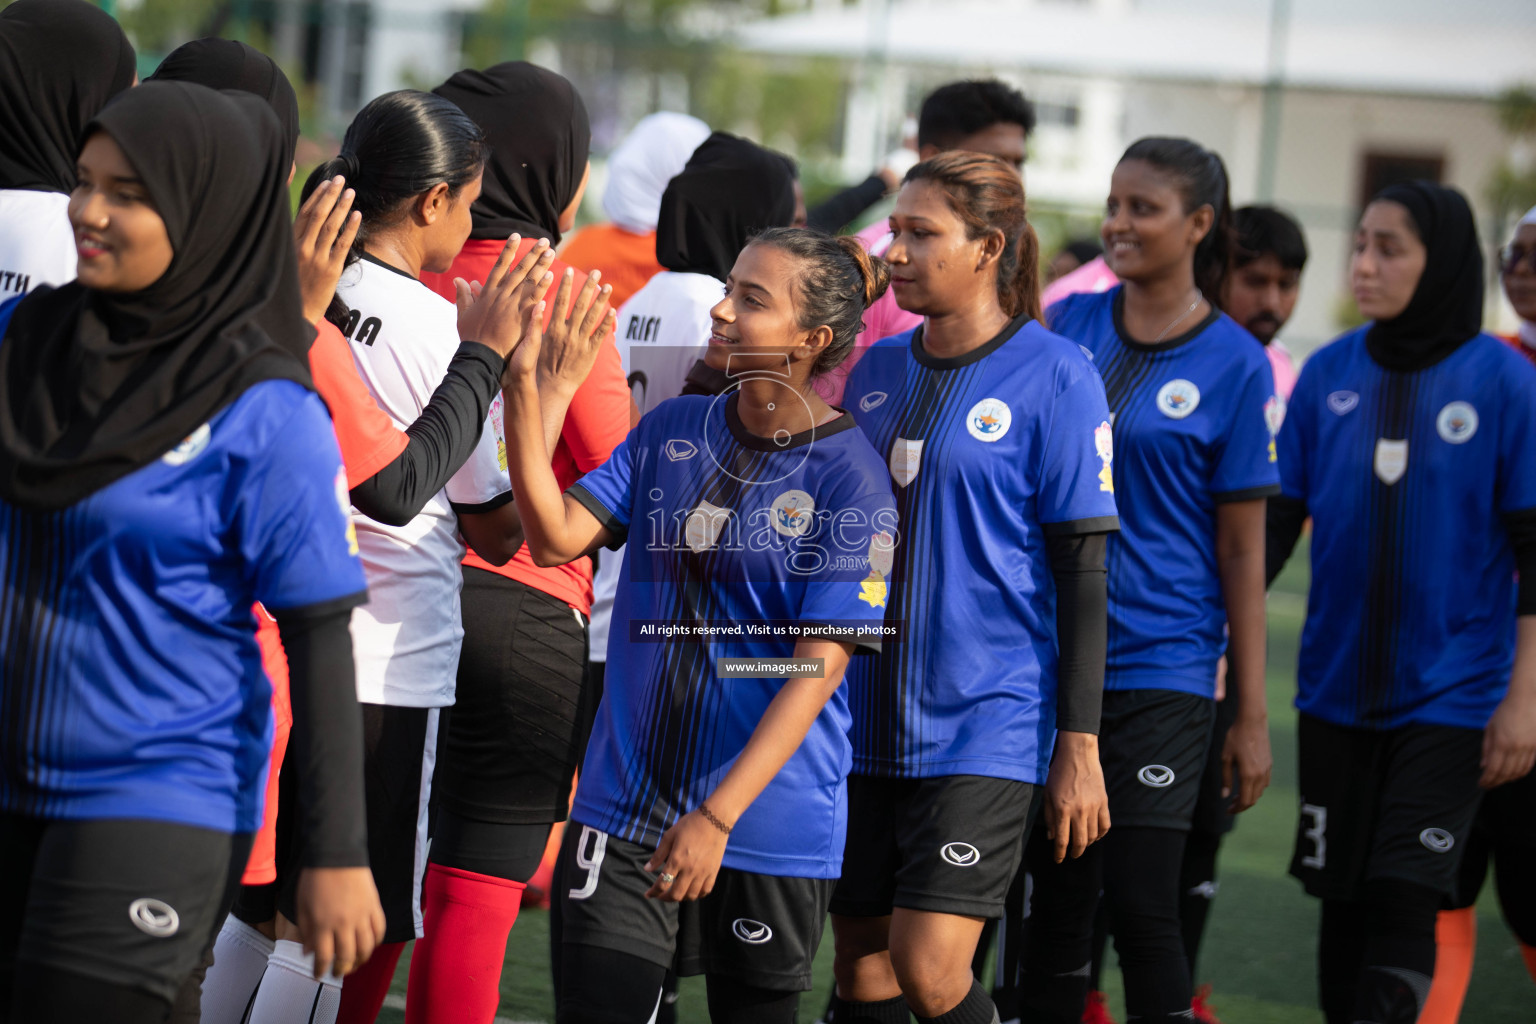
[[859, 391, 888, 412], [732, 918, 773, 944], [128, 897, 180, 938], [1420, 827, 1455, 853], [940, 842, 981, 867], [665, 439, 698, 462], [1137, 765, 1176, 788], [1156, 379, 1200, 420], [1327, 391, 1359, 416]]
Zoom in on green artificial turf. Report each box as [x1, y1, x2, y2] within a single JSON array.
[[379, 542, 1533, 1022]]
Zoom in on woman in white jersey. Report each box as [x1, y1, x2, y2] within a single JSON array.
[[0, 0, 136, 297], [288, 89, 569, 1024]]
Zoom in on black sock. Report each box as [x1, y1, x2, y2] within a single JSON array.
[[828, 994, 911, 1024], [914, 980, 997, 1024], [705, 975, 800, 1024], [1351, 880, 1438, 1024]]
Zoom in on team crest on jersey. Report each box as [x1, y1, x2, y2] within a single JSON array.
[[1436, 401, 1478, 444], [859, 391, 888, 412], [491, 393, 507, 472], [665, 439, 698, 462], [161, 423, 211, 466], [335, 466, 359, 556], [868, 531, 896, 576], [890, 437, 923, 487], [1327, 391, 1359, 416], [684, 499, 731, 552], [770, 489, 815, 537], [1094, 421, 1114, 493], [858, 570, 888, 609], [1156, 379, 1200, 419], [1374, 439, 1408, 485], [966, 398, 1012, 442]]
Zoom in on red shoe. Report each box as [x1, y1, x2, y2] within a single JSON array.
[[1081, 990, 1118, 1024], [1190, 984, 1223, 1024]]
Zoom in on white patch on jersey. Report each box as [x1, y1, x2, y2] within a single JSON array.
[[1156, 379, 1200, 419], [941, 842, 981, 867], [1138, 765, 1175, 788], [732, 919, 774, 944], [868, 531, 896, 576], [1095, 421, 1114, 493], [966, 398, 1012, 442], [1374, 439, 1409, 485], [1327, 391, 1359, 416], [1264, 394, 1286, 435], [1436, 401, 1478, 444], [859, 391, 888, 412], [161, 423, 211, 466], [1420, 827, 1455, 853], [890, 437, 923, 488], [665, 439, 698, 462], [769, 489, 815, 538], [128, 897, 180, 938], [684, 499, 731, 553]]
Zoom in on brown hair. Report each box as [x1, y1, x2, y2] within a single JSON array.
[[904, 151, 1042, 322], [748, 227, 892, 377]]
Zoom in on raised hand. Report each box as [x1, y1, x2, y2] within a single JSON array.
[[293, 175, 362, 325], [454, 236, 556, 359], [509, 267, 614, 395]]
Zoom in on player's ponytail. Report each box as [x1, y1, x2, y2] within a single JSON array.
[[748, 227, 891, 379], [1118, 137, 1234, 299], [904, 151, 1041, 322], [300, 90, 488, 331]]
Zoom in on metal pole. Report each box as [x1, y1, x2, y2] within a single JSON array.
[[1256, 0, 1291, 201]]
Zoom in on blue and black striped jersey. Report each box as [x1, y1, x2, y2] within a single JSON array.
[[1279, 327, 1536, 729], [568, 392, 896, 878]]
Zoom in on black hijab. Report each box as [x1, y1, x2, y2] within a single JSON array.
[[0, 0, 137, 193], [150, 38, 301, 172], [0, 82, 314, 512], [655, 132, 797, 282], [1364, 180, 1484, 372], [432, 62, 590, 245]]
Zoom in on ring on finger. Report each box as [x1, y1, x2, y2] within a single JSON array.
[[658, 871, 676, 885]]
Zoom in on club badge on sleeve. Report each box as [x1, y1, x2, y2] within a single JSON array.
[[1095, 421, 1114, 493]]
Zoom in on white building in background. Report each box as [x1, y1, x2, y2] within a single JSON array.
[[734, 0, 1536, 353]]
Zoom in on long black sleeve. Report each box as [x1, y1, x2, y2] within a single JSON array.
[[275, 603, 369, 869], [807, 175, 888, 233], [348, 342, 504, 527], [1266, 495, 1308, 587], [1507, 508, 1536, 615], [1048, 530, 1109, 735]]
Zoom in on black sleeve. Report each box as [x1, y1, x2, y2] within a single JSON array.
[[1047, 530, 1108, 735], [348, 342, 504, 528], [275, 601, 369, 869], [1265, 494, 1308, 588], [806, 175, 888, 234], [1507, 508, 1536, 615]]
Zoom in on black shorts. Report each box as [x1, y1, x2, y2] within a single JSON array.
[[1190, 693, 1241, 838], [1099, 689, 1216, 831], [1448, 767, 1536, 909], [558, 824, 833, 991], [0, 815, 249, 1006], [1290, 714, 1484, 901], [276, 703, 437, 943], [436, 568, 592, 824], [829, 774, 1037, 919]]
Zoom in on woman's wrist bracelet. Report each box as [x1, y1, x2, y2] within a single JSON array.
[[698, 801, 732, 835]]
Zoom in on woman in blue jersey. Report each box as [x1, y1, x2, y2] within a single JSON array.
[[500, 227, 897, 1024], [0, 82, 382, 1023], [1023, 137, 1277, 1024], [1268, 181, 1536, 1024], [829, 151, 1118, 1024]]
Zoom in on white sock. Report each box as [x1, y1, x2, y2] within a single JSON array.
[[199, 917, 273, 1024], [245, 939, 343, 1024]]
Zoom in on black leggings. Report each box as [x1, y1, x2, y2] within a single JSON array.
[[429, 808, 550, 882], [557, 946, 798, 1024], [1318, 879, 1440, 1024]]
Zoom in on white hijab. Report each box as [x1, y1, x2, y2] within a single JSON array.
[[602, 111, 711, 235]]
